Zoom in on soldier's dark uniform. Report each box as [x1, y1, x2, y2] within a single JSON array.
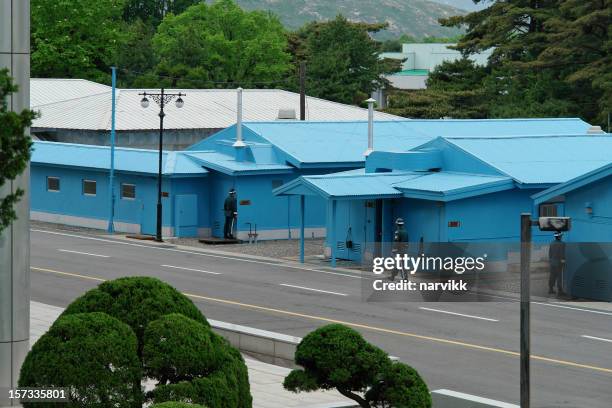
[[223, 190, 237, 239], [548, 234, 565, 294], [391, 219, 408, 280]]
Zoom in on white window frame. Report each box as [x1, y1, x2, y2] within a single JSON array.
[[83, 179, 97, 196], [121, 183, 136, 200]]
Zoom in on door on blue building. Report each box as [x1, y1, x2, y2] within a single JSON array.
[[140, 199, 157, 236], [175, 194, 198, 237]]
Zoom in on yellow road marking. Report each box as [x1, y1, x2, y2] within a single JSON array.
[[32, 266, 612, 375]]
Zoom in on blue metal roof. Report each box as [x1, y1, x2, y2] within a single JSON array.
[[405, 118, 591, 138], [276, 170, 514, 201], [31, 141, 208, 176], [188, 119, 591, 168], [393, 172, 514, 200], [532, 162, 612, 205], [185, 151, 293, 175], [447, 135, 612, 185]]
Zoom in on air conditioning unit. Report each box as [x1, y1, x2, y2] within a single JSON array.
[[277, 108, 297, 120]]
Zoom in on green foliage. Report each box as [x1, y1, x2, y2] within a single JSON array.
[[61, 276, 208, 357], [366, 362, 431, 408], [145, 314, 252, 408], [292, 16, 394, 105], [284, 324, 431, 408], [149, 0, 291, 88], [123, 0, 200, 26], [19, 312, 141, 408], [151, 403, 206, 408], [434, 0, 611, 126], [0, 70, 35, 233], [31, 0, 128, 83]]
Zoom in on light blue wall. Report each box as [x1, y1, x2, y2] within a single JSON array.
[[32, 164, 178, 235], [324, 187, 559, 263], [563, 175, 612, 242], [172, 177, 211, 232]]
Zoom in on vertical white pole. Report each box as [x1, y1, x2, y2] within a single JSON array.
[[233, 87, 246, 147], [364, 98, 376, 156]]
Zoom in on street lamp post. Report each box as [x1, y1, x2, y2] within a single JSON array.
[[139, 88, 185, 242]]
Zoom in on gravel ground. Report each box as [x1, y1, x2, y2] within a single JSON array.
[[169, 237, 326, 261]]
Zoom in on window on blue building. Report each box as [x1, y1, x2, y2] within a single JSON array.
[[83, 180, 96, 196], [121, 183, 136, 199], [47, 176, 60, 192], [539, 203, 558, 217]]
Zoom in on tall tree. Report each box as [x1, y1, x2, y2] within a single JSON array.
[[292, 16, 397, 105], [150, 0, 291, 88], [531, 0, 611, 125], [0, 70, 35, 233], [31, 0, 128, 83], [122, 0, 200, 26]]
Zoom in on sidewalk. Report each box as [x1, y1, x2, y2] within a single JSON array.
[[29, 302, 353, 408]]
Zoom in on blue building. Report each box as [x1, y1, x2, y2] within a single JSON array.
[[31, 118, 600, 242], [533, 163, 612, 301], [275, 133, 612, 267]]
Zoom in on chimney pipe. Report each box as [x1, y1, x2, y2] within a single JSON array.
[[364, 98, 376, 156], [233, 87, 246, 147]]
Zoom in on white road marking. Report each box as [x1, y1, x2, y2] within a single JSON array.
[[533, 302, 612, 316], [161, 264, 221, 275], [57, 249, 109, 258], [32, 229, 362, 280], [280, 283, 348, 297], [419, 307, 499, 322], [581, 335, 612, 344]]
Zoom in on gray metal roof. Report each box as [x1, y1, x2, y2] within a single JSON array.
[[30, 78, 402, 131]]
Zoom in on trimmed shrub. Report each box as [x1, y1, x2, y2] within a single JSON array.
[[151, 403, 206, 408], [284, 324, 390, 394], [144, 314, 252, 408], [61, 276, 208, 356], [366, 361, 432, 408], [284, 324, 430, 408], [19, 312, 141, 408]]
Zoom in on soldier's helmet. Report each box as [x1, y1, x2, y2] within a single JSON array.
[[395, 218, 405, 226]]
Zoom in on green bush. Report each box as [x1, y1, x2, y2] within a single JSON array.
[[285, 324, 390, 394], [145, 314, 252, 408], [151, 403, 206, 408], [284, 324, 430, 408], [19, 312, 141, 408], [61, 276, 208, 356], [366, 361, 431, 408]]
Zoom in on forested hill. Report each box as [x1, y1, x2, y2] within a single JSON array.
[[230, 0, 465, 39]]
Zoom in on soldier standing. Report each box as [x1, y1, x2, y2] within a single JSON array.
[[548, 232, 565, 296], [223, 189, 237, 239]]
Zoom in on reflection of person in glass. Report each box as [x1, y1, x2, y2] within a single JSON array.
[[548, 232, 566, 296], [223, 189, 237, 239], [390, 218, 408, 280]]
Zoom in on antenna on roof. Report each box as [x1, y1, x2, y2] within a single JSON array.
[[233, 87, 246, 147], [364, 98, 376, 156]]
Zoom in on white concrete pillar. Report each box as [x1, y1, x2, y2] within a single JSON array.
[[0, 1, 31, 405]]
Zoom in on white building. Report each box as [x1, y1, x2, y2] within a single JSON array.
[[373, 43, 493, 108]]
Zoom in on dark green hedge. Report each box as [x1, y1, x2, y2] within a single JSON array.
[[145, 314, 252, 408], [19, 312, 141, 408], [150, 403, 206, 408], [61, 276, 208, 356]]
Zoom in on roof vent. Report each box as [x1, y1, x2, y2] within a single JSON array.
[[277, 108, 297, 120], [587, 125, 605, 134]]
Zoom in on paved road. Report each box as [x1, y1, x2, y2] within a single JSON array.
[[30, 228, 612, 407]]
